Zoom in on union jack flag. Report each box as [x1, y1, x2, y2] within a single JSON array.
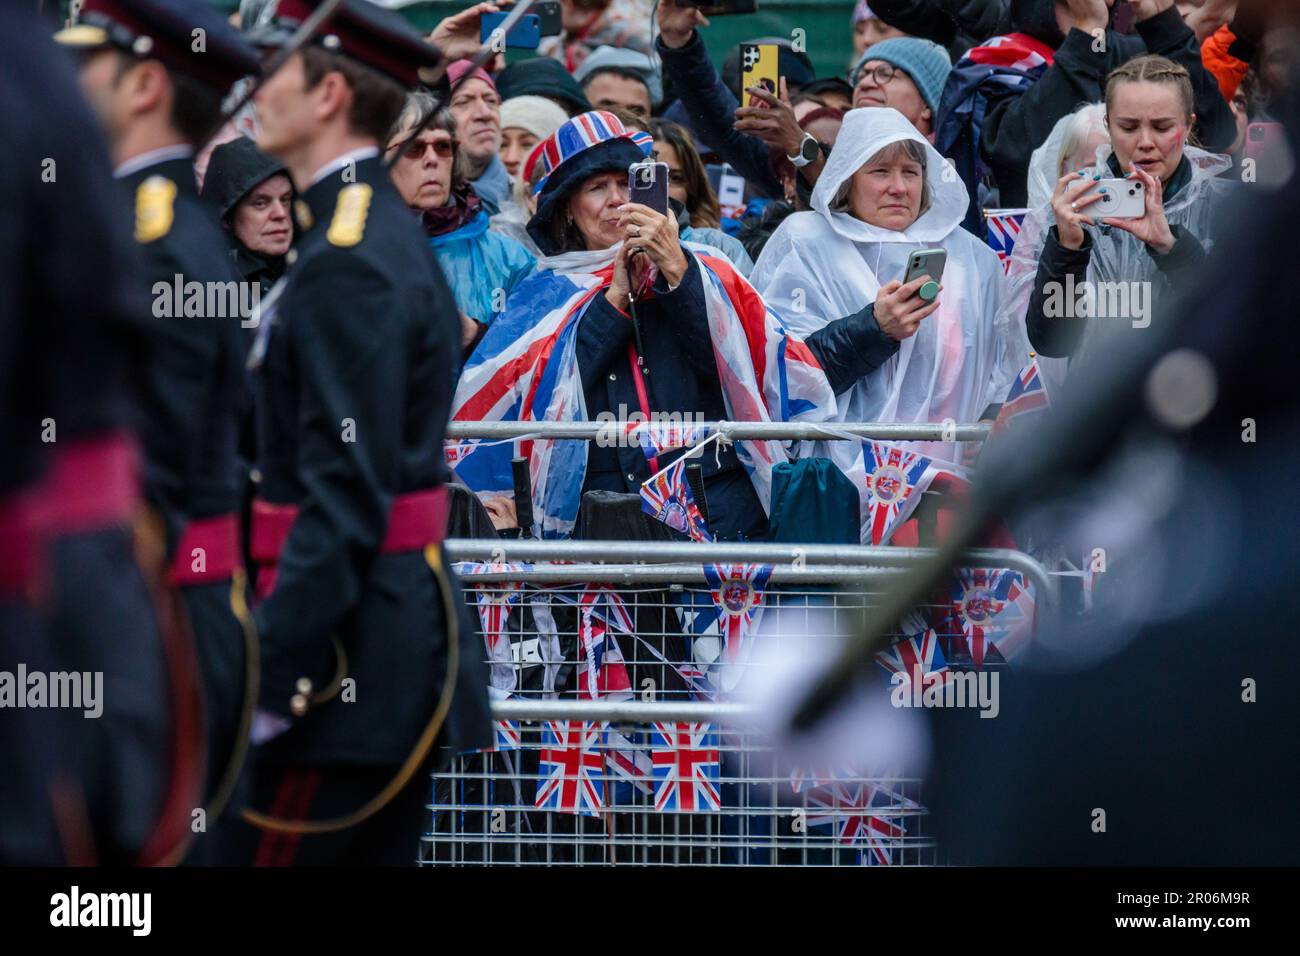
[[641, 455, 713, 542], [650, 722, 721, 812], [875, 629, 951, 690], [535, 720, 605, 817], [807, 782, 906, 865], [992, 357, 1050, 435], [859, 441, 944, 545], [702, 563, 773, 665], [984, 208, 1028, 275], [488, 719, 521, 752]]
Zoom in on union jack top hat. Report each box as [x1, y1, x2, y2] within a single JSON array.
[[525, 111, 655, 255], [529, 111, 654, 198]]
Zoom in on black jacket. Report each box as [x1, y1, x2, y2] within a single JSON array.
[[1025, 155, 1209, 358], [119, 155, 249, 550], [869, 0, 1013, 58], [981, 3, 1237, 207], [576, 253, 896, 541], [253, 155, 489, 764], [656, 31, 785, 200]]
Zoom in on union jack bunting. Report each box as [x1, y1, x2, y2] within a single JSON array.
[[461, 563, 530, 693], [807, 782, 907, 865], [534, 720, 605, 817], [992, 357, 1050, 435], [626, 419, 709, 462], [948, 567, 1013, 670], [576, 585, 633, 701], [875, 629, 951, 690], [859, 441, 945, 545], [702, 563, 773, 665], [605, 725, 654, 797], [984, 208, 1028, 275], [641, 455, 713, 542], [650, 722, 721, 812], [988, 572, 1035, 663]]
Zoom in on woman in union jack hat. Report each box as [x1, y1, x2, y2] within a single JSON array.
[[449, 110, 860, 542]]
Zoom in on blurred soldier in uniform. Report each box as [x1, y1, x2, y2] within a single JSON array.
[[1, 1, 167, 865], [924, 0, 1300, 865], [228, 0, 491, 865], [54, 0, 264, 863]]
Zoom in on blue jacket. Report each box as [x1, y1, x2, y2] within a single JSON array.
[[428, 210, 536, 326]]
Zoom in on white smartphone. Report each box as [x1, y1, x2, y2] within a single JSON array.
[[902, 247, 946, 302], [1089, 177, 1145, 219]]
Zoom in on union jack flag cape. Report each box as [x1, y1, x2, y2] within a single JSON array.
[[449, 245, 836, 538], [935, 32, 1056, 234], [985, 208, 1028, 274]]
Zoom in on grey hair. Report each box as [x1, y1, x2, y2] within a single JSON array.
[[1056, 102, 1109, 175], [829, 138, 931, 220], [388, 91, 468, 192]]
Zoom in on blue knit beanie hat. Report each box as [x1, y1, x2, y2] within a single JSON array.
[[850, 38, 952, 114]]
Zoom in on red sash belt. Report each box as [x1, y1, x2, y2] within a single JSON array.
[[167, 513, 241, 587], [0, 434, 140, 596], [42, 433, 139, 534], [250, 487, 449, 600]]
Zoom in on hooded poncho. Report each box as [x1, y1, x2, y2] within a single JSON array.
[[751, 107, 1017, 466], [1002, 144, 1234, 395]]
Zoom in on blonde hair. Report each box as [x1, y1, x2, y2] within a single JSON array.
[[1104, 55, 1194, 121]]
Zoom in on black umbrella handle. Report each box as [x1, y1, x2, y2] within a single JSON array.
[[511, 456, 535, 539]]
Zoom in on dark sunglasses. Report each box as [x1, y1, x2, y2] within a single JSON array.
[[392, 137, 457, 161]]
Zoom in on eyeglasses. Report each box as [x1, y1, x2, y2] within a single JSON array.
[[390, 137, 457, 161], [852, 63, 900, 88]]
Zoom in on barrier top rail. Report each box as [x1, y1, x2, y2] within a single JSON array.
[[444, 539, 1058, 617], [492, 699, 757, 724], [445, 420, 993, 442]]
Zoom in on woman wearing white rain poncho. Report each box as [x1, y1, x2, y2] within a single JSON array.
[[751, 106, 1018, 485], [1008, 55, 1235, 383]]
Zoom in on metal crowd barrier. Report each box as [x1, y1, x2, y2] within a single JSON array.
[[420, 542, 1053, 867], [446, 420, 994, 442]]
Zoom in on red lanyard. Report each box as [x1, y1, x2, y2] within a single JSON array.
[[625, 341, 658, 475]]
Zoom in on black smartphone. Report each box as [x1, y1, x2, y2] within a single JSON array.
[[534, 1, 563, 37], [678, 0, 760, 14], [628, 160, 670, 215]]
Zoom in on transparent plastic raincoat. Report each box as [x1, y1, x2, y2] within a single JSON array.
[[751, 107, 1018, 466]]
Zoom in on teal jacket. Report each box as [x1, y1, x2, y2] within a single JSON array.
[[428, 210, 535, 326]]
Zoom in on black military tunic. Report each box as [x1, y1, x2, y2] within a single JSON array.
[[249, 154, 489, 812], [0, 3, 168, 865], [118, 151, 254, 835]]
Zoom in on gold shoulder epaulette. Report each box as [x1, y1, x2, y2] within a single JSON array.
[[326, 183, 373, 247], [134, 175, 177, 243]]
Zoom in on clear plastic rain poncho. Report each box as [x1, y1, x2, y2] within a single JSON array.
[[751, 107, 1018, 467], [1002, 143, 1234, 396]]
